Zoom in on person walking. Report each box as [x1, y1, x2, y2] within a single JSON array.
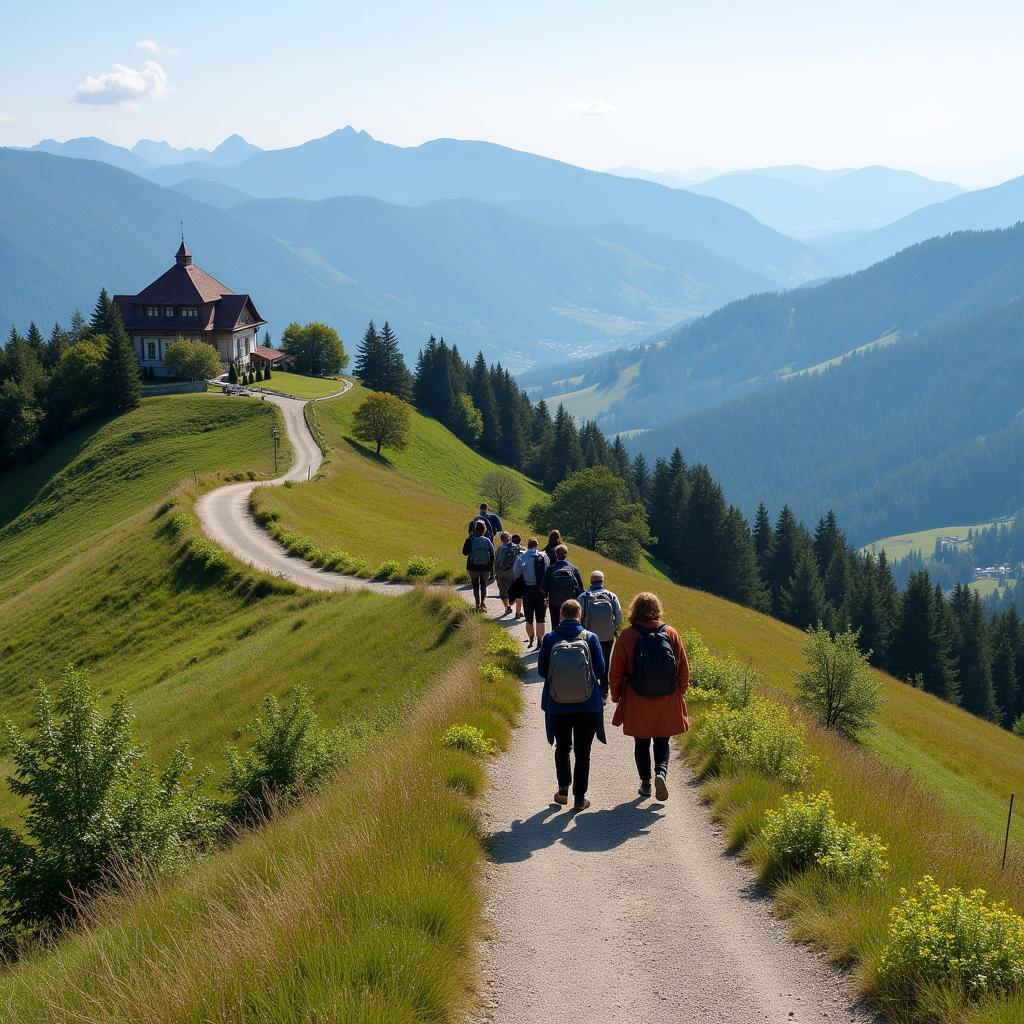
[[543, 529, 562, 568], [538, 599, 606, 812], [462, 520, 495, 611], [540, 543, 584, 632], [579, 570, 622, 703], [495, 532, 522, 616], [513, 538, 548, 648], [468, 502, 502, 540], [609, 591, 690, 802]]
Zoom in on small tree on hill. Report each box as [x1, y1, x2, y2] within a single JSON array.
[[450, 393, 483, 446], [529, 465, 652, 567], [0, 666, 214, 934], [351, 392, 412, 456], [794, 626, 883, 740], [480, 471, 523, 517], [165, 337, 222, 381], [92, 290, 140, 414], [281, 322, 348, 377]]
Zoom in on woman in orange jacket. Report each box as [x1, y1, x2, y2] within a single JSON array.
[[609, 591, 689, 801]]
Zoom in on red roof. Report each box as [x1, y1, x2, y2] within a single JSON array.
[[253, 346, 290, 361], [132, 262, 235, 305]]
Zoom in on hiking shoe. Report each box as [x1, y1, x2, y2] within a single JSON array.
[[655, 774, 669, 802], [638, 781, 652, 799], [572, 798, 591, 812], [554, 789, 569, 805]]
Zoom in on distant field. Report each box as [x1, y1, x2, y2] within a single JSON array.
[[861, 516, 1005, 561], [969, 576, 1017, 597], [259, 371, 346, 399], [543, 361, 640, 423], [785, 328, 901, 378]]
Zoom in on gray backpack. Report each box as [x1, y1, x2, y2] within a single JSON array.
[[548, 564, 580, 607], [469, 535, 491, 568], [584, 590, 617, 642], [497, 543, 520, 573], [547, 635, 594, 704]]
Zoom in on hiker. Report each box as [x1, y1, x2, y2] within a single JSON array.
[[495, 532, 523, 617], [468, 502, 502, 540], [543, 529, 562, 567], [462, 519, 495, 611], [512, 538, 548, 648], [540, 544, 584, 632], [609, 591, 690, 802], [578, 570, 622, 703], [538, 599, 606, 812]]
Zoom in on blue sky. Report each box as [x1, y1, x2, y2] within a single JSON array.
[[2, 0, 1022, 186]]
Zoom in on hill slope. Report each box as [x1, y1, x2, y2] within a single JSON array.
[[147, 127, 827, 286], [691, 164, 962, 238], [828, 173, 1024, 270], [536, 222, 1024, 432], [633, 298, 1024, 543]]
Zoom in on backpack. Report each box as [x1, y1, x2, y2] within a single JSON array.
[[470, 516, 492, 539], [497, 543, 520, 573], [469, 535, 492, 569], [629, 625, 678, 697], [583, 590, 617, 642], [548, 564, 581, 607], [547, 635, 594, 704]]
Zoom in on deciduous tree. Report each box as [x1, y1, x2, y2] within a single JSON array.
[[351, 392, 412, 456]]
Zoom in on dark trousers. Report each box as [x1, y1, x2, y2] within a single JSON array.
[[553, 713, 599, 799], [634, 737, 671, 782], [549, 601, 562, 632], [469, 569, 489, 607], [598, 639, 613, 699]]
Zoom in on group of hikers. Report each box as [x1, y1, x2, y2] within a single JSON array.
[[463, 503, 690, 812]]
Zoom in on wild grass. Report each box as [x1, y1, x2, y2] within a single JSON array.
[[0, 611, 522, 1023]]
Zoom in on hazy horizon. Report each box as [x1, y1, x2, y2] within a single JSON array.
[[3, 0, 1023, 189]]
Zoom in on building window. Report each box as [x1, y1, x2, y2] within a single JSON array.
[[165, 306, 175, 317], [145, 306, 160, 318], [181, 306, 199, 318], [147, 341, 157, 360]]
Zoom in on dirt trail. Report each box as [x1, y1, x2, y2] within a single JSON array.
[[195, 384, 881, 1024]]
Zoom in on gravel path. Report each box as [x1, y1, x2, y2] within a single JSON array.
[[195, 385, 882, 1024]]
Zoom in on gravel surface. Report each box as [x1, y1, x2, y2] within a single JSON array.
[[195, 384, 883, 1024]]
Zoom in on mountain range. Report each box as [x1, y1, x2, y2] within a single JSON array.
[[30, 133, 262, 172]]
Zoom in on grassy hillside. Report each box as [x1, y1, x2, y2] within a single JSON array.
[[863, 516, 1006, 561], [259, 371, 347, 399], [0, 390, 521, 1022], [263, 386, 1024, 850]]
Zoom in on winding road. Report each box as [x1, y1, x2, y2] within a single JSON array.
[[196, 385, 880, 1024]]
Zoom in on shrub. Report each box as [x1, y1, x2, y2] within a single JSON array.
[[698, 696, 816, 786], [1013, 713, 1024, 738], [0, 667, 214, 936], [760, 790, 887, 884], [794, 626, 883, 740], [252, 506, 281, 528], [171, 510, 197, 534], [481, 665, 509, 685], [441, 724, 496, 758], [321, 549, 355, 573], [375, 559, 400, 580], [406, 556, 436, 578], [164, 337, 221, 381], [879, 876, 1024, 999], [187, 537, 228, 572], [222, 687, 346, 821]]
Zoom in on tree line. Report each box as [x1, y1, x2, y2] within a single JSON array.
[[0, 292, 140, 470]]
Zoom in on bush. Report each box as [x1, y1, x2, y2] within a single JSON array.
[[697, 696, 816, 786], [441, 724, 496, 757], [222, 687, 347, 821], [794, 626, 883, 740], [187, 536, 228, 572], [760, 790, 888, 884], [406, 555, 436, 578], [171, 510, 197, 534], [164, 338, 221, 381], [0, 667, 214, 936], [879, 876, 1024, 999], [375, 559, 400, 580], [1013, 713, 1024, 738]]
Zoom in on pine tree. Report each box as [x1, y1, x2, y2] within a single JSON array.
[[767, 505, 806, 617], [752, 502, 773, 577], [852, 553, 890, 663], [354, 321, 384, 389], [542, 405, 583, 487], [610, 436, 630, 481], [956, 589, 999, 721], [781, 548, 827, 629], [378, 321, 413, 400], [992, 629, 1020, 727], [813, 510, 846, 577], [678, 464, 727, 592], [25, 322, 45, 355], [630, 453, 651, 505], [45, 323, 70, 369], [95, 292, 141, 414], [469, 351, 501, 450], [719, 506, 770, 610], [263, 329, 272, 348], [68, 308, 88, 343], [890, 571, 953, 697]]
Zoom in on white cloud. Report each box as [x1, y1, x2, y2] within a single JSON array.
[[136, 39, 177, 56], [72, 61, 169, 106], [566, 99, 620, 117], [0, 113, 16, 124]]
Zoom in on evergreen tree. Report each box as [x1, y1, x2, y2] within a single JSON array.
[[68, 308, 88, 343], [823, 549, 853, 630], [630, 453, 651, 505], [719, 506, 770, 610], [781, 548, 827, 629], [25, 322, 45, 355], [543, 405, 583, 487], [378, 321, 414, 400], [852, 553, 890, 663], [956, 589, 999, 721], [469, 351, 501, 449], [354, 321, 384, 389], [992, 629, 1020, 727], [678, 464, 728, 592], [610, 436, 630, 481], [766, 505, 806, 616], [45, 323, 70, 370], [813, 510, 846, 577], [263, 329, 272, 348], [95, 292, 141, 414], [752, 501, 773, 577]]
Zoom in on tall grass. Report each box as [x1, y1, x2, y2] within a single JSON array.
[[0, 611, 522, 1023]]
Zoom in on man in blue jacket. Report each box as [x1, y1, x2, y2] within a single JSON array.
[[537, 599, 606, 811]]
